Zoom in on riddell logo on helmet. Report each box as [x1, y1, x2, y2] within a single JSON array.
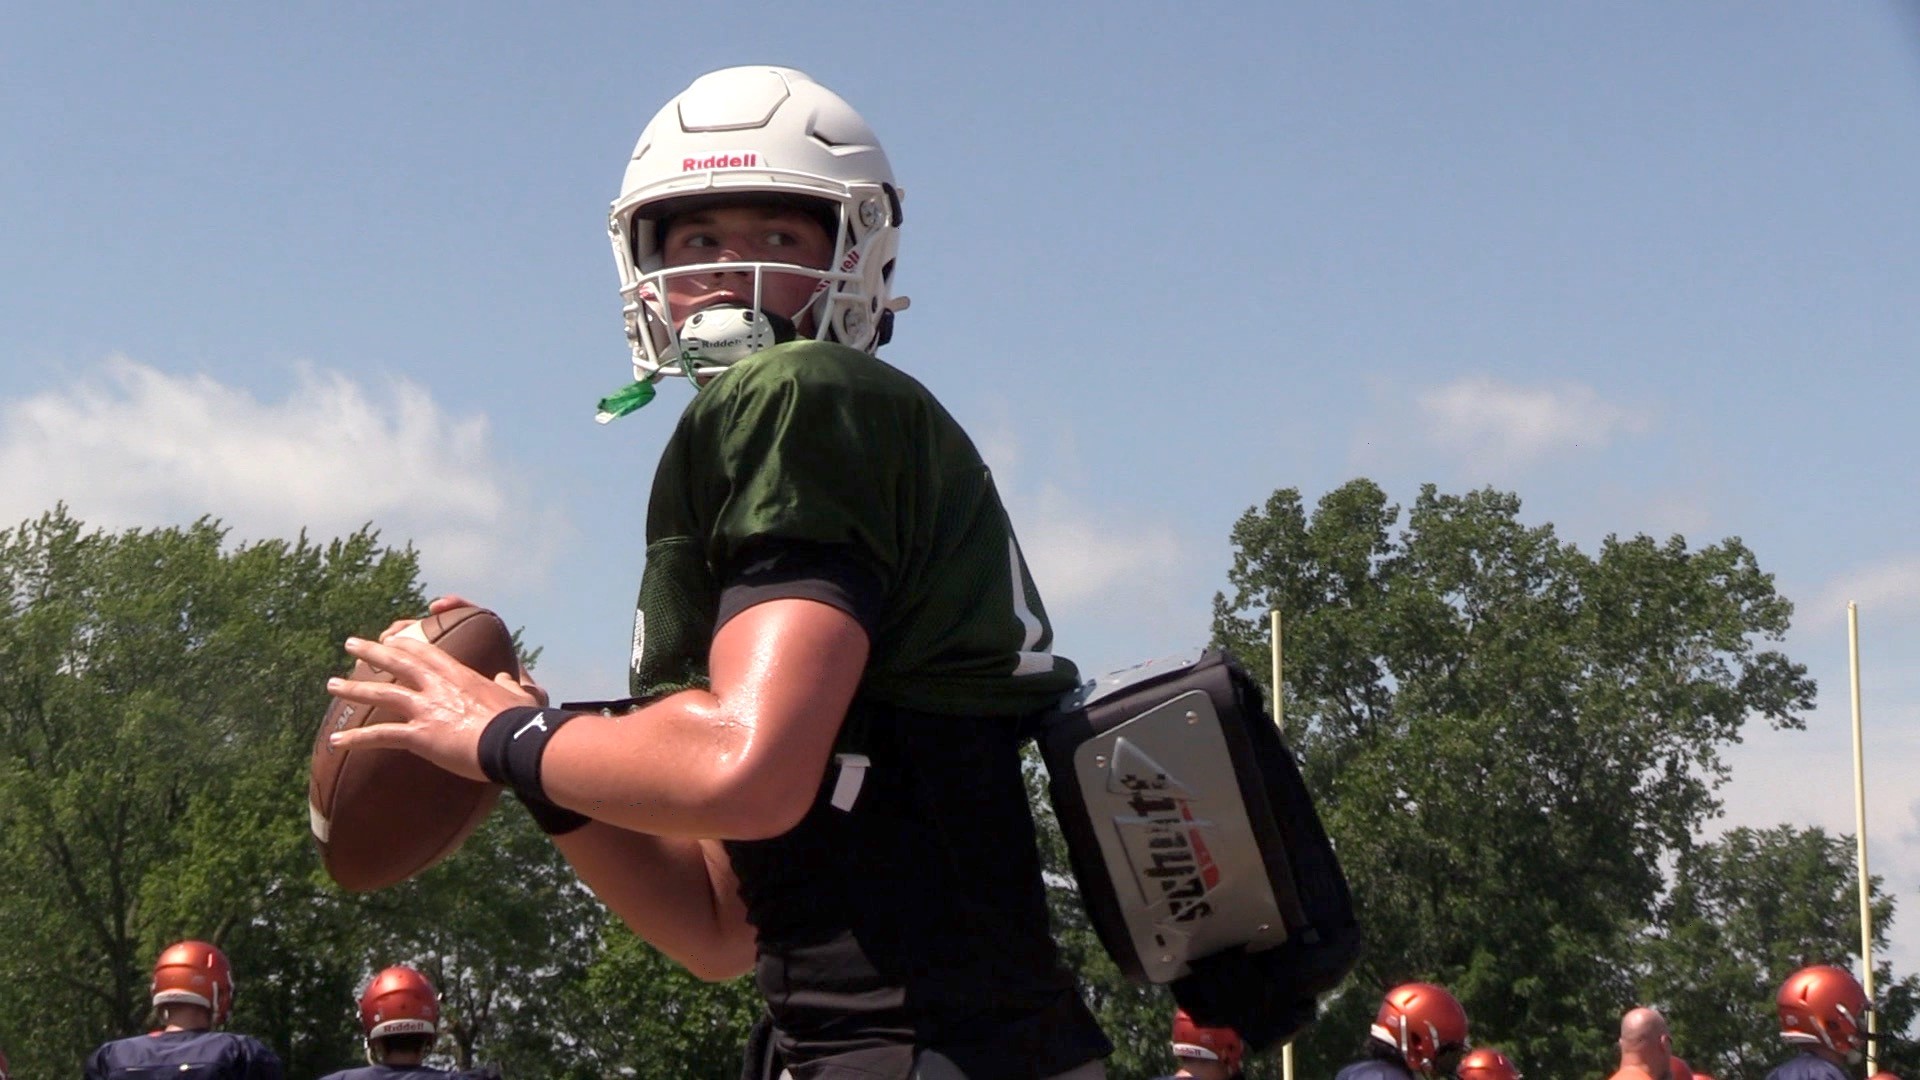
[[683, 153, 759, 171]]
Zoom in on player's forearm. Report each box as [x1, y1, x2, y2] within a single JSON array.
[[533, 691, 817, 838], [553, 821, 756, 980], [537, 599, 868, 838]]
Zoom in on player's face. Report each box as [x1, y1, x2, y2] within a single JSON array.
[[1174, 1058, 1232, 1080], [659, 204, 834, 333]]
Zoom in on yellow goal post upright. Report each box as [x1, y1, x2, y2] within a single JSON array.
[[1271, 610, 1295, 1080], [1849, 601, 1877, 1075]]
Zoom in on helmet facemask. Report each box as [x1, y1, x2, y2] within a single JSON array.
[[610, 185, 899, 384]]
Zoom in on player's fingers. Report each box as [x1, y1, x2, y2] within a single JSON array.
[[373, 594, 473, 641], [510, 659, 548, 705], [327, 720, 418, 754], [347, 634, 467, 684], [343, 635, 414, 680], [493, 671, 546, 706], [377, 616, 423, 643], [325, 671, 420, 712]]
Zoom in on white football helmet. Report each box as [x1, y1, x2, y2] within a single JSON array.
[[609, 66, 906, 383]]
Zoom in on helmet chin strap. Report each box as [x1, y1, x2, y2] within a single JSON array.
[[596, 306, 798, 424]]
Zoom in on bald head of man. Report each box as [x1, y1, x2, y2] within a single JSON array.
[[1617, 1008, 1674, 1080]]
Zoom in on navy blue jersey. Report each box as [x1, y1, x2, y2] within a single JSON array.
[[85, 1030, 282, 1080], [1336, 1057, 1416, 1080], [1767, 1050, 1851, 1080], [317, 1065, 498, 1080]]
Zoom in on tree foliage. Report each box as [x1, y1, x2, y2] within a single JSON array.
[[2, 490, 1908, 1080], [0, 508, 593, 1077], [553, 915, 763, 1079], [1645, 825, 1920, 1080], [1203, 480, 1868, 1080], [0, 506, 777, 1078], [0, 506, 428, 1073]]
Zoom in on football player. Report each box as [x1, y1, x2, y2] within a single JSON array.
[[84, 940, 283, 1080], [1768, 965, 1873, 1080], [1335, 983, 1471, 1080], [1157, 1007, 1246, 1079], [1457, 1047, 1522, 1080], [317, 965, 500, 1080], [326, 66, 1110, 1079]]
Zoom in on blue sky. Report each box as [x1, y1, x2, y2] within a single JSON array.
[[5, 3, 1919, 991]]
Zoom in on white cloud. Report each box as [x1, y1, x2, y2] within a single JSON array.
[[1417, 375, 1649, 465], [973, 421, 1176, 612], [1808, 556, 1920, 629], [1013, 489, 1210, 675], [1015, 489, 1184, 610], [0, 356, 558, 588], [974, 420, 1207, 669]]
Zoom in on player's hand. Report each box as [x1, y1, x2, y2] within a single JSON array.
[[376, 594, 476, 642], [325, 633, 541, 782], [374, 595, 550, 706]]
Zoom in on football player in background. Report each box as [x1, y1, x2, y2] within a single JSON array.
[[1156, 1007, 1246, 1080], [1457, 1047, 1521, 1080], [1768, 965, 1874, 1080], [317, 965, 499, 1080], [1334, 983, 1472, 1080], [84, 940, 282, 1080], [326, 65, 1110, 1079]]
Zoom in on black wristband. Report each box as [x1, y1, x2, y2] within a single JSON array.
[[516, 792, 591, 836], [479, 705, 582, 808]]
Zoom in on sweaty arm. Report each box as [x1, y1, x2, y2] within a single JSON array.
[[329, 594, 866, 840], [552, 823, 755, 979], [527, 595, 866, 978], [539, 594, 868, 840]]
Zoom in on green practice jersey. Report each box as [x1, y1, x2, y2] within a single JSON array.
[[630, 340, 1080, 716]]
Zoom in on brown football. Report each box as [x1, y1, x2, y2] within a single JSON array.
[[309, 605, 516, 892]]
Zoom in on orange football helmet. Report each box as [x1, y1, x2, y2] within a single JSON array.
[[360, 965, 440, 1041], [1372, 982, 1470, 1078], [1172, 1006, 1246, 1073], [1670, 1055, 1694, 1080], [1778, 965, 1870, 1055], [151, 940, 233, 1026], [1458, 1047, 1521, 1080]]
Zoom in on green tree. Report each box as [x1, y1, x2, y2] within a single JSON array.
[[1642, 825, 1918, 1080], [0, 506, 423, 1074], [340, 802, 607, 1074], [556, 914, 764, 1079], [1209, 480, 1817, 1080]]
